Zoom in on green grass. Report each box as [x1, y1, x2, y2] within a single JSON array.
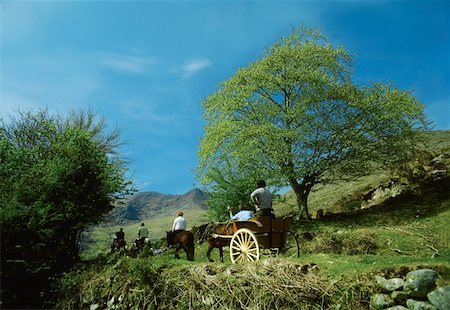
[[63, 130, 450, 308], [275, 173, 390, 217], [65, 182, 450, 309], [81, 209, 207, 260]]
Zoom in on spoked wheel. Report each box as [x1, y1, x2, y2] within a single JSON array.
[[230, 228, 260, 264]]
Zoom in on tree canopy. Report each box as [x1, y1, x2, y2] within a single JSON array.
[[0, 109, 133, 308], [197, 27, 430, 219]]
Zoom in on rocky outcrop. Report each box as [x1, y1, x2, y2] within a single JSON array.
[[370, 269, 449, 310]]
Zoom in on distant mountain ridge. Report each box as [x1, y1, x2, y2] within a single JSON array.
[[105, 188, 208, 223]]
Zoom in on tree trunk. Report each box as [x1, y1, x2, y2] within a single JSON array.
[[289, 177, 313, 219]]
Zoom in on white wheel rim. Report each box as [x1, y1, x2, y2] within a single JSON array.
[[230, 228, 259, 264]]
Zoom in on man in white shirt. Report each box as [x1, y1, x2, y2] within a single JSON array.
[[251, 179, 275, 218], [168, 211, 186, 247]]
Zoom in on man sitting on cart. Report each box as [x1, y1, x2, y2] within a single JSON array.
[[227, 202, 254, 221]]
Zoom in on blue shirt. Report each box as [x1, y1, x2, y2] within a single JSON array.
[[230, 210, 254, 221]]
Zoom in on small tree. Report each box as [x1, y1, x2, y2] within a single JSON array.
[[203, 159, 273, 221], [197, 26, 430, 219], [0, 109, 133, 308]]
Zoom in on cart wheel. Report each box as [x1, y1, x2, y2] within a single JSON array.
[[283, 231, 300, 258], [230, 228, 260, 264]]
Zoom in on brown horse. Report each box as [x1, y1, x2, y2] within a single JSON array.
[[198, 223, 234, 262], [111, 239, 127, 253], [168, 231, 195, 261]]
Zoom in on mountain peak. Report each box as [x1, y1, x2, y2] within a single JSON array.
[[105, 189, 208, 223]]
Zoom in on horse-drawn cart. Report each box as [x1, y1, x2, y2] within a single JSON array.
[[209, 216, 299, 264]]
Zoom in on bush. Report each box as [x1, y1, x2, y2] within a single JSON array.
[[0, 110, 133, 308]]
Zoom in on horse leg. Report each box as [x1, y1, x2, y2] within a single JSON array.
[[175, 245, 180, 259], [207, 241, 214, 262], [219, 246, 224, 263]]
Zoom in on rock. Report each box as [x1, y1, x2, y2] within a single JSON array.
[[376, 275, 387, 286], [385, 306, 409, 310], [376, 275, 405, 291], [427, 285, 450, 310], [406, 299, 437, 310], [404, 269, 437, 298], [386, 278, 405, 291], [371, 293, 395, 310]]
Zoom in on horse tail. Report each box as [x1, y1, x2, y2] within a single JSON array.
[[186, 232, 195, 261]]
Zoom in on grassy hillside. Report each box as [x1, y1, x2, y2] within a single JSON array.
[[81, 209, 208, 260], [57, 188, 450, 309], [82, 130, 450, 261], [67, 130, 450, 308]]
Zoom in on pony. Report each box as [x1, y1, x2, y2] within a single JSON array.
[[135, 237, 152, 252], [167, 231, 195, 261], [110, 239, 127, 253], [197, 223, 234, 262]]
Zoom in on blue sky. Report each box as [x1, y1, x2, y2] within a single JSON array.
[[1, 1, 449, 195]]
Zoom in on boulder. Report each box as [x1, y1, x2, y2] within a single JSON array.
[[404, 269, 437, 298], [427, 285, 450, 310], [386, 278, 405, 291], [406, 299, 437, 310], [385, 306, 408, 310], [371, 293, 395, 310]]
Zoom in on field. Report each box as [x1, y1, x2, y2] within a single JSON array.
[[66, 130, 450, 309], [58, 186, 450, 309], [81, 209, 208, 260]]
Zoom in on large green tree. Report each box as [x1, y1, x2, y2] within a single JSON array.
[[197, 27, 429, 219], [0, 109, 133, 308]]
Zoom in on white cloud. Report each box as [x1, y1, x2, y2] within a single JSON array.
[[100, 53, 158, 74], [180, 58, 212, 78]]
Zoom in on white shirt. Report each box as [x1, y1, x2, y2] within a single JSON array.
[[230, 210, 254, 221], [251, 187, 272, 210], [172, 216, 186, 231]]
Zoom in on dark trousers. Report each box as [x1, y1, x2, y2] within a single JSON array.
[[167, 230, 184, 246], [256, 208, 275, 219]]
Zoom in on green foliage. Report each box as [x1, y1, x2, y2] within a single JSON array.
[[203, 161, 271, 221], [197, 25, 430, 219], [0, 109, 133, 308]]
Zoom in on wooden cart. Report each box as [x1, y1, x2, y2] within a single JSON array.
[[212, 216, 299, 264]]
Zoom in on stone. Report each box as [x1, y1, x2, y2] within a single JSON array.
[[427, 285, 450, 310], [404, 269, 437, 298], [376, 275, 387, 287], [406, 299, 437, 310], [371, 293, 395, 310], [385, 306, 408, 310], [385, 278, 405, 291]]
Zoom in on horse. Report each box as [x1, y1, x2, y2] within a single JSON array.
[[167, 231, 195, 261], [135, 237, 152, 253], [197, 223, 234, 262], [110, 238, 127, 253]]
